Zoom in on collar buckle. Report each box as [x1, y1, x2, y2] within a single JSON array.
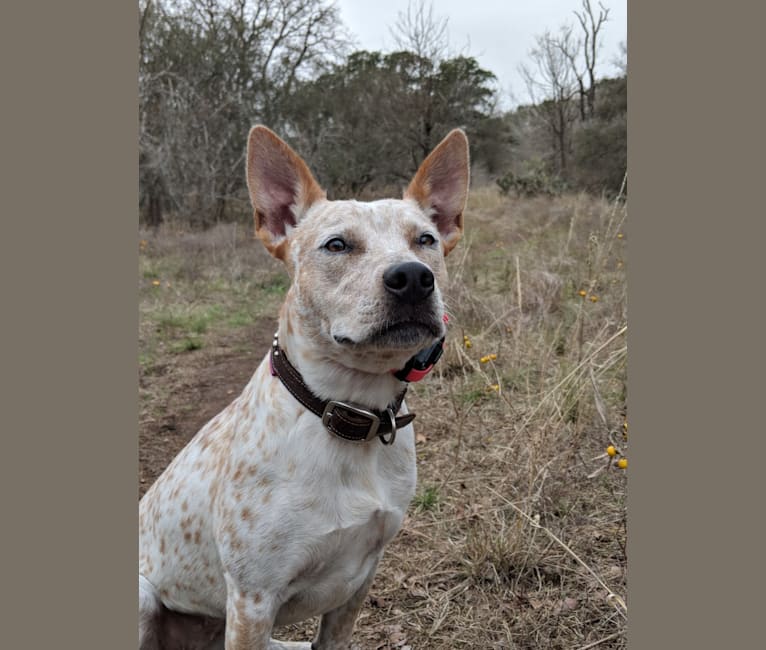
[[322, 400, 381, 441]]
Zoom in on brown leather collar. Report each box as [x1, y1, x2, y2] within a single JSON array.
[[269, 334, 416, 445]]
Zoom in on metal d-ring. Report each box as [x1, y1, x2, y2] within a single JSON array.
[[378, 408, 397, 445]]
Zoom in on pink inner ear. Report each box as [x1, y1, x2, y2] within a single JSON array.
[[250, 152, 300, 237], [428, 155, 468, 223], [247, 126, 325, 249]]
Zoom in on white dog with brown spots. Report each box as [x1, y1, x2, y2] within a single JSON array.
[[139, 126, 470, 649]]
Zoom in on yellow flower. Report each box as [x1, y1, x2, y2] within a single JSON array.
[[152, 280, 161, 286], [480, 354, 497, 363], [464, 340, 472, 349], [606, 445, 617, 457], [623, 421, 628, 432], [488, 384, 500, 392], [589, 295, 599, 302], [617, 458, 628, 469], [139, 240, 148, 248], [578, 290, 587, 297], [617, 233, 624, 239]]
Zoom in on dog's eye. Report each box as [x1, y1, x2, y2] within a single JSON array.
[[418, 233, 437, 247], [324, 238, 348, 253]]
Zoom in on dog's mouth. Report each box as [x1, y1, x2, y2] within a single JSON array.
[[334, 318, 442, 349]]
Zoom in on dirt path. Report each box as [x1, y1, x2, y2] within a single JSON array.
[[138, 320, 275, 497]]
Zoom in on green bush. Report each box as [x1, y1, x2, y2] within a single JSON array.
[[496, 159, 568, 197]]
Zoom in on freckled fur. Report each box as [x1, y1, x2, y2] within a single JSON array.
[[139, 125, 469, 649]]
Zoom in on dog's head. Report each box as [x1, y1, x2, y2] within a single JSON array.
[[246, 126, 469, 373]]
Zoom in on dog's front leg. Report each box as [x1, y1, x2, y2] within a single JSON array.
[[223, 578, 312, 650], [223, 578, 279, 650], [312, 557, 380, 650]]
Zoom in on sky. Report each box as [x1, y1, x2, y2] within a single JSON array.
[[333, 0, 627, 110]]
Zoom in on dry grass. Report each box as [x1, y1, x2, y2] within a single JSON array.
[[139, 184, 628, 648]]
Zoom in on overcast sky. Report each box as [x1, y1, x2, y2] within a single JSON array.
[[334, 0, 627, 109]]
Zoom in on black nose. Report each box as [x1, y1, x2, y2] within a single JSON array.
[[383, 262, 435, 304]]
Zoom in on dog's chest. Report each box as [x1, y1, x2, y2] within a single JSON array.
[[139, 362, 417, 621], [271, 490, 405, 626], [228, 411, 417, 622]]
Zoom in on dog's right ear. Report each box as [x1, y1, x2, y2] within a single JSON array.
[[246, 126, 326, 260]]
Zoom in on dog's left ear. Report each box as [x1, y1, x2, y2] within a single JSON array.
[[404, 129, 470, 256]]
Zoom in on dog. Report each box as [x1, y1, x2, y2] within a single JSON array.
[[139, 125, 470, 649]]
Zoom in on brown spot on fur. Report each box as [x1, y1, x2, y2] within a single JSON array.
[[184, 531, 191, 542], [194, 530, 201, 544], [247, 465, 258, 476], [160, 537, 166, 554], [181, 500, 188, 512], [241, 507, 252, 521], [252, 592, 262, 604]]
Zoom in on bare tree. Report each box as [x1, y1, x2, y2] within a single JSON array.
[[390, 0, 449, 64], [553, 25, 587, 122], [574, 0, 610, 118], [519, 28, 580, 176], [138, 0, 349, 225], [612, 39, 627, 76], [388, 0, 452, 162]]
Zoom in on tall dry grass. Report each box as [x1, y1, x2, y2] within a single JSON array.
[[138, 184, 628, 648]]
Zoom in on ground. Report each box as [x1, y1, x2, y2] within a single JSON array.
[[139, 187, 628, 649]]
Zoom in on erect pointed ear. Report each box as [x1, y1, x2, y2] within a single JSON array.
[[404, 129, 470, 256], [246, 125, 326, 260]]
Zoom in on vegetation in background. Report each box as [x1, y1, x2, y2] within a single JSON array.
[[139, 0, 626, 227]]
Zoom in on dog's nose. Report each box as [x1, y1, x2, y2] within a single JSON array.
[[383, 262, 434, 304]]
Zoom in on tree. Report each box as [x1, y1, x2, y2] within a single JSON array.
[[574, 0, 610, 119], [138, 0, 348, 226], [284, 48, 500, 195], [519, 28, 580, 176]]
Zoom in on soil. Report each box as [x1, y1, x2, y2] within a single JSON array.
[[138, 320, 275, 498]]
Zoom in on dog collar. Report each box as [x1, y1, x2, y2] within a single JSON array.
[[269, 335, 416, 445]]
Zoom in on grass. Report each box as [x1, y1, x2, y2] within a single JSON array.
[[413, 485, 441, 512], [139, 184, 628, 649]]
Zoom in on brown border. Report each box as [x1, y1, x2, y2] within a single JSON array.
[[630, 1, 763, 648], [2, 2, 137, 648]]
